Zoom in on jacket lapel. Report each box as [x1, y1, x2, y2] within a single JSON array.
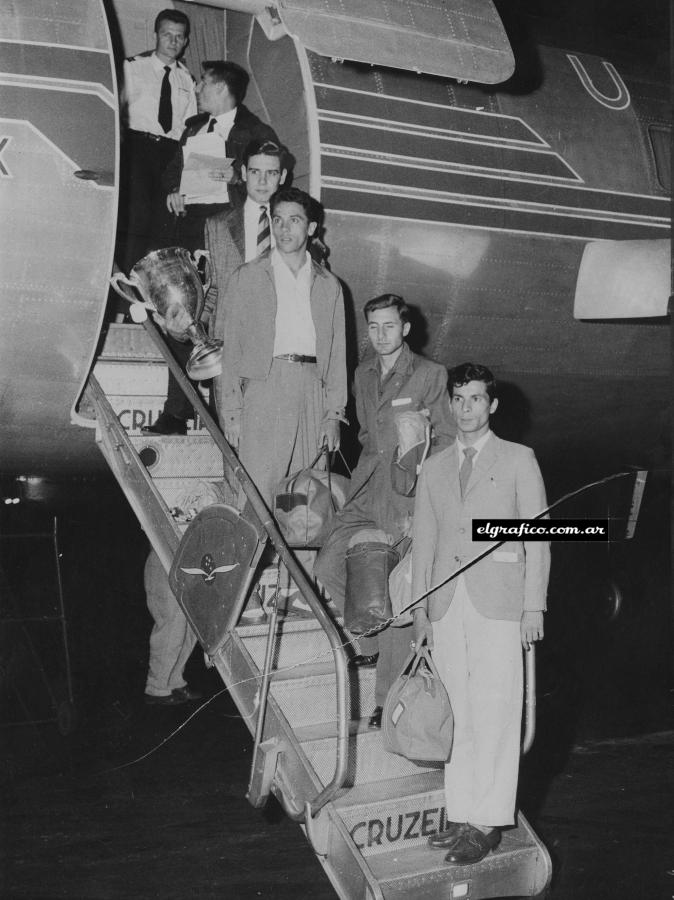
[[227, 208, 245, 259]]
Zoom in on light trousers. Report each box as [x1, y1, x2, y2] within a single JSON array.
[[431, 577, 523, 827], [144, 550, 197, 697]]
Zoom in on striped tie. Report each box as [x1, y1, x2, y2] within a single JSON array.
[[257, 205, 271, 255]]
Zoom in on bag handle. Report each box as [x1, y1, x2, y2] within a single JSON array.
[[400, 643, 442, 682]]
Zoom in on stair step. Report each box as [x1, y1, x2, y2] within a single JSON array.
[[334, 775, 450, 859], [270, 668, 375, 728], [368, 824, 548, 899], [300, 728, 441, 788], [239, 617, 339, 670], [99, 323, 162, 360], [124, 434, 235, 510]]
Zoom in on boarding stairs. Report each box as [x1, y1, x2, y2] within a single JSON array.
[[77, 319, 552, 900]]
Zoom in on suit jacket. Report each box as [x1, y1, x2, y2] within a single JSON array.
[[411, 433, 550, 622], [347, 344, 455, 501], [204, 204, 245, 335], [217, 252, 347, 431], [161, 105, 278, 203]]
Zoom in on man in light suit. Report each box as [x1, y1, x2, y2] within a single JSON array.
[[412, 362, 550, 866], [216, 186, 346, 505]]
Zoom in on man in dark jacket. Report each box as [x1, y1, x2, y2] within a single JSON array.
[[315, 294, 455, 727], [158, 59, 279, 254]]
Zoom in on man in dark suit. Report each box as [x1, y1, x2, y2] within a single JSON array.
[[412, 362, 550, 866], [159, 60, 279, 254]]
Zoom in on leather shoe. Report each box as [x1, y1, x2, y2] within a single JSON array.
[[350, 653, 379, 668], [144, 686, 203, 705], [141, 412, 187, 436], [444, 825, 501, 865], [427, 822, 466, 849], [368, 706, 383, 729]]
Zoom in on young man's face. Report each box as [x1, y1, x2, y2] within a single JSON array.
[[450, 380, 498, 440], [271, 201, 316, 254], [243, 154, 287, 204], [154, 20, 188, 64], [366, 306, 410, 359], [195, 71, 232, 115]]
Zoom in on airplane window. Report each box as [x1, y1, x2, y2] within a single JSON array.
[[648, 124, 671, 192]]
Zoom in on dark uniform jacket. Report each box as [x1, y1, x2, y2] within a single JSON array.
[[161, 105, 278, 204]]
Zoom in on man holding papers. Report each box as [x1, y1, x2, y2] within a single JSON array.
[[158, 60, 278, 255]]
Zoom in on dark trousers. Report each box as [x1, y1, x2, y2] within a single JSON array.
[[118, 132, 178, 275], [163, 336, 194, 422]]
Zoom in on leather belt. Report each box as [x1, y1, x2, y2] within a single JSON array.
[[274, 354, 317, 364], [129, 130, 178, 144]]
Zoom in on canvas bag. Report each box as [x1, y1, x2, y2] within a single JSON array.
[[273, 449, 350, 547], [383, 645, 453, 763]]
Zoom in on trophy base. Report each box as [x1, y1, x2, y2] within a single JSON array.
[[186, 340, 223, 380]]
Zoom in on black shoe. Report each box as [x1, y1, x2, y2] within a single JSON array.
[[427, 822, 466, 849], [444, 825, 501, 865], [144, 686, 203, 705], [141, 412, 187, 436], [368, 706, 383, 729], [350, 653, 379, 668]]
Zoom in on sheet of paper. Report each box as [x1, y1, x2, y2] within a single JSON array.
[[180, 132, 233, 204]]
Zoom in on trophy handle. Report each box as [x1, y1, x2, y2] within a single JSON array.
[[110, 270, 150, 309], [192, 249, 212, 296]]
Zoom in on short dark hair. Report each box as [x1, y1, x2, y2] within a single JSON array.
[[270, 187, 318, 222], [243, 139, 288, 169], [448, 363, 497, 402], [154, 9, 190, 38], [363, 293, 410, 324], [202, 60, 249, 105]]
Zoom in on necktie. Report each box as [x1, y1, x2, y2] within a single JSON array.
[[158, 66, 172, 133], [257, 205, 271, 255], [459, 446, 476, 499], [207, 117, 217, 133]]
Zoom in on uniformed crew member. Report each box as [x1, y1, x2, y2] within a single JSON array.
[[119, 8, 196, 277]]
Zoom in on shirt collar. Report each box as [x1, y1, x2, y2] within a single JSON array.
[[456, 429, 492, 460], [271, 247, 311, 276], [364, 340, 413, 375], [244, 196, 267, 219], [213, 107, 237, 128], [151, 53, 175, 72]]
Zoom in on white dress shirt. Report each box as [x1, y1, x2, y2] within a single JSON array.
[[271, 249, 316, 357], [456, 429, 492, 465], [123, 53, 196, 141]]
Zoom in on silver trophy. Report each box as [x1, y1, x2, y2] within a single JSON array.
[[110, 247, 222, 380]]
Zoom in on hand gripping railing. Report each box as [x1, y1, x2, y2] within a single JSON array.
[[138, 314, 349, 822]]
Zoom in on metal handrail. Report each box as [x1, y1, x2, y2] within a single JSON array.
[[139, 316, 349, 821]]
